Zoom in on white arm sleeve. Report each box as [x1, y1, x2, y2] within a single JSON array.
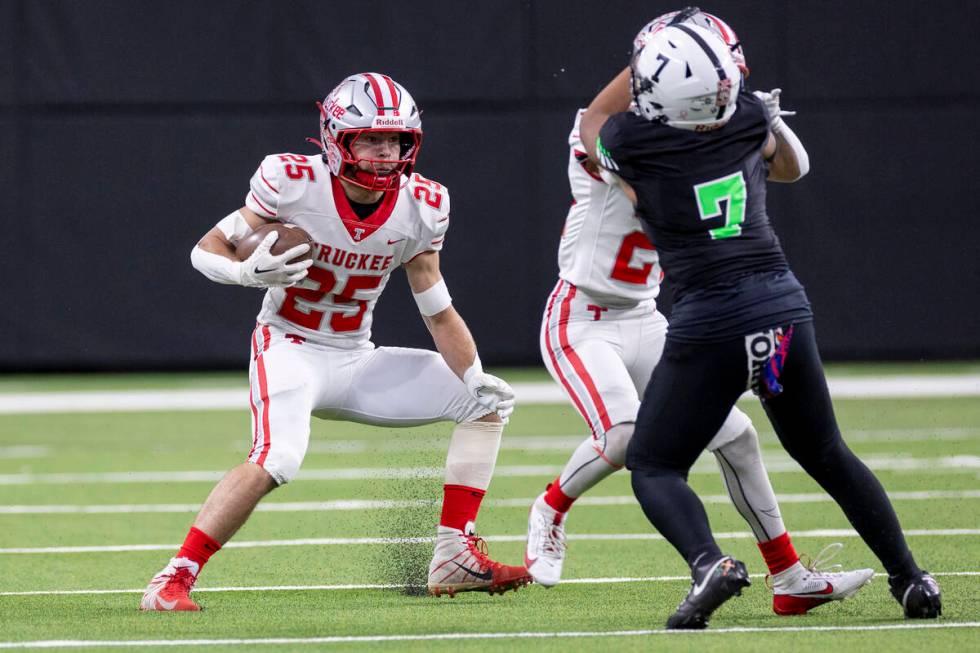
[[190, 246, 243, 285], [771, 121, 810, 179]]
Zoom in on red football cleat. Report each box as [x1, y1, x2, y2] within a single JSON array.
[[139, 557, 202, 612], [427, 527, 532, 597], [771, 544, 874, 615]]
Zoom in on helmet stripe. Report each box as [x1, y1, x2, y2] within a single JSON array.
[[671, 25, 727, 81], [670, 24, 728, 120], [364, 73, 387, 115], [380, 74, 401, 115], [703, 13, 732, 42]]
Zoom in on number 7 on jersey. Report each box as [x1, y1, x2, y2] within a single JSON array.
[[693, 171, 746, 240]]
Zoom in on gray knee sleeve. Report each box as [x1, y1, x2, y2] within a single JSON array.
[[599, 422, 634, 467]]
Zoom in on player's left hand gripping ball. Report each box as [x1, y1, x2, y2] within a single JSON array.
[[464, 367, 516, 421]]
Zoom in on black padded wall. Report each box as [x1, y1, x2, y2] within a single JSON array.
[[3, 1, 978, 370]]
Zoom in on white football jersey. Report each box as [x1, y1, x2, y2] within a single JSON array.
[[244, 153, 450, 350], [556, 110, 663, 307]]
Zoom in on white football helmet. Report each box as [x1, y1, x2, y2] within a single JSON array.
[[633, 7, 748, 77], [317, 72, 422, 191], [631, 23, 741, 131]]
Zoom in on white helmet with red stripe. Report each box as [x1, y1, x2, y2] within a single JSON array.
[[318, 72, 422, 191], [633, 6, 748, 77]]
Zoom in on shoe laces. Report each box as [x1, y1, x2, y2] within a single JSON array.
[[535, 512, 566, 557], [165, 566, 197, 595], [465, 534, 501, 570], [801, 542, 844, 575], [766, 542, 845, 589]]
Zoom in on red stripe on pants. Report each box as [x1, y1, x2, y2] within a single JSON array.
[[557, 283, 613, 433], [255, 327, 273, 467], [543, 281, 598, 435], [247, 328, 261, 459]]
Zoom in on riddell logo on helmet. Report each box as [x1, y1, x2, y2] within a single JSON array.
[[372, 117, 405, 128]]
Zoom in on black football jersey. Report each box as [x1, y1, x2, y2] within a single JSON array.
[[599, 91, 812, 342]]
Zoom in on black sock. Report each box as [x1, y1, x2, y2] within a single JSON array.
[[631, 469, 722, 569]]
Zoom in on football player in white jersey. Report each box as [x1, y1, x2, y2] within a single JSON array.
[[140, 72, 530, 611], [525, 8, 874, 616]]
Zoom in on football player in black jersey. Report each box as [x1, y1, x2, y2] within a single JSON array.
[[580, 20, 941, 629]]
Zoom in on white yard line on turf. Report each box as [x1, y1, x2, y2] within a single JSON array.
[[1, 374, 979, 414], [301, 427, 980, 454], [0, 622, 978, 649], [2, 572, 977, 598], [3, 489, 978, 515], [0, 446, 50, 459], [3, 455, 979, 486], [1, 528, 977, 555]]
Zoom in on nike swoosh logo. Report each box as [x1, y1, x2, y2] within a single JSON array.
[[691, 558, 725, 596], [795, 583, 834, 596], [450, 560, 493, 581], [387, 238, 405, 245], [156, 596, 178, 610], [255, 267, 278, 274]]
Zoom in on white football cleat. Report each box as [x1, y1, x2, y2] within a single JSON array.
[[771, 543, 874, 615], [139, 557, 201, 612], [427, 526, 531, 597], [524, 492, 567, 587]]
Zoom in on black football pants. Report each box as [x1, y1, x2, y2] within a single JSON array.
[[626, 320, 921, 579]]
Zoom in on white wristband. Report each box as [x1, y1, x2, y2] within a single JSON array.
[[413, 278, 452, 316], [215, 210, 254, 244], [190, 245, 244, 285]]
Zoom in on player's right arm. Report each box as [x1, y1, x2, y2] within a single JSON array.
[[190, 206, 310, 288], [581, 68, 639, 205], [190, 155, 312, 287], [757, 89, 810, 183], [580, 67, 633, 163]]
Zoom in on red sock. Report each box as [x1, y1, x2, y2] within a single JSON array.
[[439, 485, 485, 531], [543, 477, 576, 513], [176, 526, 222, 569], [757, 531, 800, 575]]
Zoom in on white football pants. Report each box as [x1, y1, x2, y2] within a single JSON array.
[[246, 323, 489, 485]]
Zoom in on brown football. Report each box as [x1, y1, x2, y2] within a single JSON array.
[[235, 223, 315, 264]]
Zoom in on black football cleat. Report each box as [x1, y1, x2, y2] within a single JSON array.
[[889, 572, 942, 619], [666, 555, 751, 630]]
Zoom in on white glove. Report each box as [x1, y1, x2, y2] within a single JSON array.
[[464, 362, 516, 422], [753, 88, 796, 134], [238, 232, 313, 288]]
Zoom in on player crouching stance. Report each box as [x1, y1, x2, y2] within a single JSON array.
[[140, 73, 530, 611]]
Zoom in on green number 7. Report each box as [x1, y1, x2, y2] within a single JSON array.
[[693, 171, 746, 240]]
